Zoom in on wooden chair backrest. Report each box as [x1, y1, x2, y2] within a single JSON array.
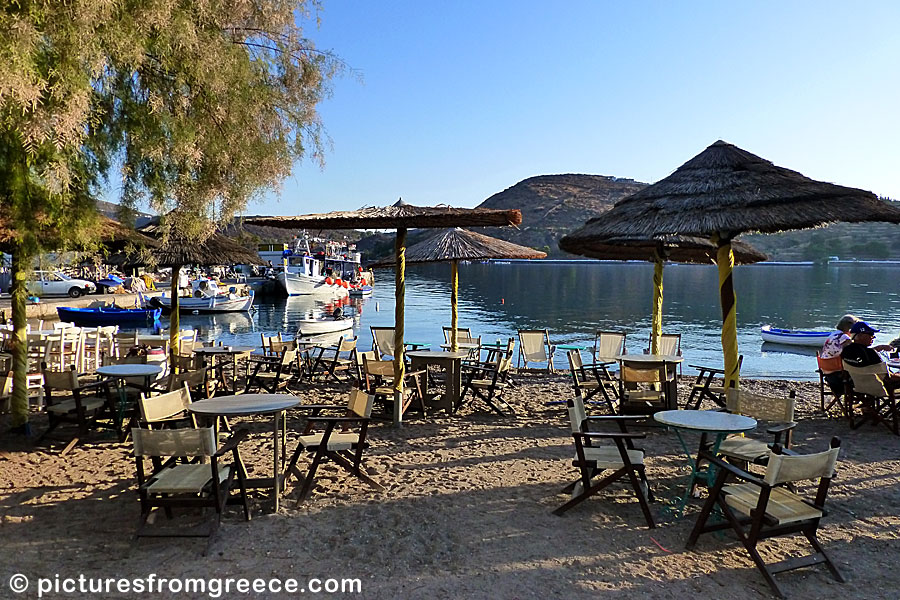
[[338, 336, 358, 353], [816, 353, 843, 374], [347, 388, 375, 419], [595, 331, 626, 360], [356, 350, 377, 367], [764, 445, 840, 485], [656, 333, 681, 356], [132, 426, 216, 457], [497, 338, 516, 373], [843, 363, 889, 398], [518, 329, 550, 361], [270, 339, 296, 354], [103, 354, 148, 366], [261, 332, 284, 352], [725, 388, 794, 422], [42, 365, 79, 390], [371, 327, 396, 358], [442, 326, 473, 344], [363, 354, 395, 379], [140, 383, 192, 422], [566, 395, 587, 434], [567, 349, 584, 373], [0, 371, 12, 398], [622, 363, 664, 384], [168, 368, 207, 392]]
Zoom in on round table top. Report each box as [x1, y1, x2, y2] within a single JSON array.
[[96, 364, 164, 378], [616, 354, 684, 364], [407, 350, 470, 359], [189, 394, 301, 416], [654, 410, 756, 433], [439, 342, 479, 350], [193, 345, 256, 355]]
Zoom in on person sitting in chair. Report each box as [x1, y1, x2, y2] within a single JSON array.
[[331, 306, 343, 320], [841, 320, 900, 391]]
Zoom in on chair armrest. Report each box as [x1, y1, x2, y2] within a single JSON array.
[[766, 422, 797, 434], [75, 379, 111, 393], [214, 428, 250, 457], [405, 369, 427, 378], [582, 361, 615, 369], [698, 450, 767, 487], [574, 431, 645, 440], [688, 364, 724, 374]]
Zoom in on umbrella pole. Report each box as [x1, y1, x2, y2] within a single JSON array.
[[169, 265, 181, 373], [715, 237, 740, 389], [450, 260, 459, 352], [393, 227, 407, 426], [650, 257, 664, 355]]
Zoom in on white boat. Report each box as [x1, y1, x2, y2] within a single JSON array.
[[759, 325, 830, 347], [296, 316, 354, 336], [149, 279, 255, 313], [258, 236, 373, 297], [349, 285, 373, 297]]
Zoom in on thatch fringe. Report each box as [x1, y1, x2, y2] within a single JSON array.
[[371, 227, 546, 266]]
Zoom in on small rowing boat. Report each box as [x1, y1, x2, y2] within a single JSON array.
[[57, 306, 161, 327], [296, 316, 354, 336], [759, 325, 830, 347]]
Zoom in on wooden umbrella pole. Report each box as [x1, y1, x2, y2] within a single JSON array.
[[169, 265, 181, 373], [393, 227, 407, 426], [650, 256, 664, 355], [450, 260, 459, 352], [714, 236, 740, 389]]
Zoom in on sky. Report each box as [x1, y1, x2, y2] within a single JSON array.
[[244, 0, 900, 216]]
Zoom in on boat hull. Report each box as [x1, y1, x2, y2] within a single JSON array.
[[278, 272, 349, 297], [349, 285, 373, 297], [150, 291, 254, 314], [759, 326, 830, 347], [57, 306, 161, 327], [296, 317, 354, 336]]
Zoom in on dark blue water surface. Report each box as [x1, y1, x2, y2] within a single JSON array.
[[172, 262, 900, 380]]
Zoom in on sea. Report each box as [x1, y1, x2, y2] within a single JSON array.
[[169, 262, 900, 380]]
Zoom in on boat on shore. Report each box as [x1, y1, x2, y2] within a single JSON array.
[[759, 325, 830, 347], [57, 305, 161, 327], [147, 279, 255, 313]]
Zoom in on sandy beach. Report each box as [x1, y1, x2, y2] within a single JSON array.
[[2, 372, 899, 599]]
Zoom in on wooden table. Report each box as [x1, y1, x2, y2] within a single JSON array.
[[189, 393, 301, 512], [407, 350, 470, 413], [654, 409, 757, 516], [193, 345, 256, 393], [616, 354, 683, 410]]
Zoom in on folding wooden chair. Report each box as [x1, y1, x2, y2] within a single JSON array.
[[371, 326, 397, 360], [261, 332, 284, 357], [361, 354, 427, 418], [816, 352, 844, 414], [553, 395, 654, 527], [843, 363, 899, 434], [618, 360, 675, 415], [132, 427, 250, 553], [309, 336, 358, 382], [245, 348, 298, 394], [517, 329, 556, 373], [38, 363, 116, 455], [685, 355, 744, 410], [138, 383, 197, 429], [594, 331, 626, 363], [564, 349, 617, 413], [286, 389, 382, 501], [460, 338, 516, 416], [687, 438, 844, 599]]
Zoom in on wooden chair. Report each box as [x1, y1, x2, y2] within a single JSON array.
[[460, 338, 516, 416], [371, 326, 397, 360], [139, 383, 196, 429], [245, 348, 298, 394], [166, 365, 215, 399], [687, 438, 844, 599], [81, 326, 117, 373], [565, 349, 617, 413], [713, 388, 796, 467], [261, 332, 284, 357], [842, 362, 898, 434], [618, 360, 675, 415], [553, 395, 654, 528], [286, 389, 381, 501], [309, 336, 358, 382], [685, 355, 744, 410], [647, 333, 682, 375], [114, 331, 139, 358], [517, 329, 556, 373], [361, 354, 427, 418], [816, 352, 844, 414], [594, 331, 626, 363], [132, 426, 250, 552], [38, 363, 115, 454]]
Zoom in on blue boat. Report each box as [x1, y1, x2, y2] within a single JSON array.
[[57, 306, 161, 327], [759, 325, 830, 347]]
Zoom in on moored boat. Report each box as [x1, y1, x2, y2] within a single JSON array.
[[147, 279, 255, 313], [258, 236, 373, 297], [759, 325, 830, 347], [296, 316, 354, 336], [57, 306, 161, 327], [349, 285, 373, 297]]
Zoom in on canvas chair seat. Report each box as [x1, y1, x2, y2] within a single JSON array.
[[716, 435, 771, 462], [723, 484, 823, 525], [147, 463, 232, 494], [579, 446, 644, 469], [45, 395, 106, 414], [470, 378, 508, 389], [297, 432, 361, 452]]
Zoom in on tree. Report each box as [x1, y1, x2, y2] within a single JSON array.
[[0, 1, 341, 429]]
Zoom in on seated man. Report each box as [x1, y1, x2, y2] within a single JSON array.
[[841, 321, 900, 391]]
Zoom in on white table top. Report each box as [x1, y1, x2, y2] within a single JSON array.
[[407, 350, 471, 359], [193, 345, 256, 355], [616, 354, 684, 364], [189, 394, 301, 416], [96, 364, 164, 378], [654, 410, 756, 433]]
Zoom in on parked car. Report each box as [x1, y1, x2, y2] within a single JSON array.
[[28, 271, 96, 298]]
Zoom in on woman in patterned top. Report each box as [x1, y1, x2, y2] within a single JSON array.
[[820, 314, 859, 359]]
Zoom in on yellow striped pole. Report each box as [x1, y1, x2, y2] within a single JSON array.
[[650, 256, 664, 355], [715, 236, 741, 389], [169, 265, 181, 373], [450, 260, 459, 352], [393, 227, 407, 425]]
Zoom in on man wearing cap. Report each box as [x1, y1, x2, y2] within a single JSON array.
[[841, 321, 900, 389]]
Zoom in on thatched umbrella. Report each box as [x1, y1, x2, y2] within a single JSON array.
[[371, 228, 546, 351], [558, 233, 767, 354], [246, 200, 522, 424], [149, 233, 263, 368], [571, 140, 900, 387]]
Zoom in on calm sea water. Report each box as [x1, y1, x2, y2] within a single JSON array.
[[171, 262, 900, 380]]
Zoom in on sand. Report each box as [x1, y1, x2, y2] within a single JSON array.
[[2, 372, 899, 599]]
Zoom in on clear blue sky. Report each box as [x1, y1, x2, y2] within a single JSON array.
[[246, 0, 900, 216]]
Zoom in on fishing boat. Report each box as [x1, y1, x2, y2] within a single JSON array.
[[759, 325, 830, 347], [296, 316, 354, 336], [349, 285, 374, 297], [258, 236, 374, 297], [147, 279, 254, 314], [57, 305, 161, 327]]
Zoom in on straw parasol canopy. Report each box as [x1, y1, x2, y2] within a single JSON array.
[[245, 201, 523, 425], [371, 228, 546, 351], [558, 231, 767, 353], [573, 139, 900, 386]]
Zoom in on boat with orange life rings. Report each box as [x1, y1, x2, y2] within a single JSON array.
[[257, 236, 373, 297]]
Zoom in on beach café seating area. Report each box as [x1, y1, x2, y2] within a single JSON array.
[[2, 322, 900, 598]]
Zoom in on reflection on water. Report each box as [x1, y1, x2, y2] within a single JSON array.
[[158, 263, 900, 380]]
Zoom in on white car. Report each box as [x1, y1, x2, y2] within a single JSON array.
[[28, 271, 96, 298]]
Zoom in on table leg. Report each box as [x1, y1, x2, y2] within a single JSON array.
[[273, 410, 281, 512], [448, 359, 461, 413]]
